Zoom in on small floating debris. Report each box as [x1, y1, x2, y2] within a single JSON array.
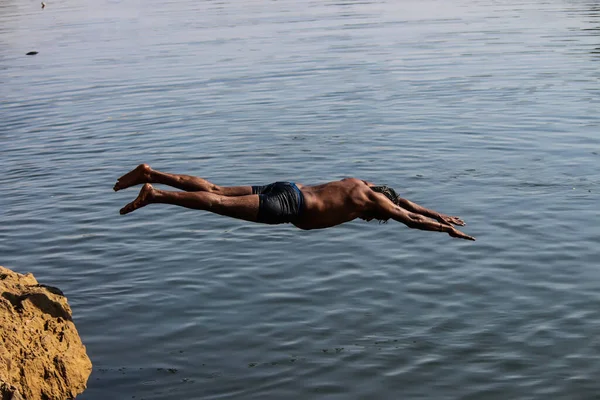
[[41, 1, 46, 8], [26, 51, 38, 55]]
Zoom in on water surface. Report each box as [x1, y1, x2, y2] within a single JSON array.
[[2, 0, 600, 398]]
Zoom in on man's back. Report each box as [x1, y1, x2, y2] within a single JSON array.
[[295, 178, 374, 230]]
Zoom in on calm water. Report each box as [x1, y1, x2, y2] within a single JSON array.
[[2, 0, 600, 398]]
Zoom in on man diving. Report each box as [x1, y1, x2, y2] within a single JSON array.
[[114, 164, 475, 241]]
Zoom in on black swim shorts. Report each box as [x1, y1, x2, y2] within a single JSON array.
[[252, 182, 304, 224]]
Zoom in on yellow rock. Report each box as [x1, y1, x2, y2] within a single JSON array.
[[0, 266, 92, 400]]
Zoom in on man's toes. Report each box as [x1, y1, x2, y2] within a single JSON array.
[[120, 203, 133, 215], [114, 178, 128, 191]]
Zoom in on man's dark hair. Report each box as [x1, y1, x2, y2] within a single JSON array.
[[368, 185, 399, 223], [370, 185, 399, 205]]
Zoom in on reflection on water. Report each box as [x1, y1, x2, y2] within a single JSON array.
[[1, 0, 600, 399]]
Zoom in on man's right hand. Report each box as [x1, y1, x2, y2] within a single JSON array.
[[437, 213, 465, 227], [449, 227, 476, 241]]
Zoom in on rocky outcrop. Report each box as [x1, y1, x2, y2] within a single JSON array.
[[0, 266, 91, 400]]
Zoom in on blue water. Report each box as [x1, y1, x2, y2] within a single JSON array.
[[2, 0, 600, 398]]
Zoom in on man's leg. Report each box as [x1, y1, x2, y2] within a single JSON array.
[[119, 184, 260, 222], [113, 164, 253, 196]]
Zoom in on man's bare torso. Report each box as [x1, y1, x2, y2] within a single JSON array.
[[294, 178, 375, 230]]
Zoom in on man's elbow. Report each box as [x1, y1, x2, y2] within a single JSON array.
[[404, 214, 425, 229]]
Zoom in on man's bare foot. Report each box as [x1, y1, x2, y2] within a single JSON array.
[[114, 164, 152, 192], [120, 184, 155, 215]]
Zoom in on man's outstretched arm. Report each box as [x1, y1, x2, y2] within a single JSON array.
[[375, 196, 475, 240], [395, 197, 465, 227], [394, 206, 474, 240]]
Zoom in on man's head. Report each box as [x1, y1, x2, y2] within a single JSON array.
[[370, 185, 399, 205], [363, 185, 399, 223]]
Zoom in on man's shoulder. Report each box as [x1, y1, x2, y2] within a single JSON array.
[[339, 177, 369, 186], [340, 178, 377, 200], [308, 178, 371, 194]]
